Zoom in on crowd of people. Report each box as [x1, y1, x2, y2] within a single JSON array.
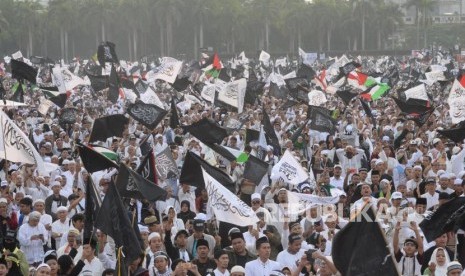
[[0, 46, 464, 276]]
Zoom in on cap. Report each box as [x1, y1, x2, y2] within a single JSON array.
[[453, 146, 461, 155], [62, 159, 70, 165], [193, 219, 205, 231], [409, 140, 417, 145], [425, 177, 436, 184], [29, 211, 41, 221], [174, 229, 189, 240], [56, 206, 68, 213], [416, 197, 427, 205], [334, 164, 342, 169], [138, 224, 149, 233], [382, 136, 390, 142], [0, 198, 7, 205], [391, 192, 402, 200], [214, 249, 228, 260], [148, 232, 161, 241], [153, 251, 169, 260], [413, 165, 422, 171], [251, 193, 261, 201], [375, 159, 385, 165], [228, 227, 241, 236], [439, 192, 450, 200], [255, 236, 269, 249], [196, 238, 209, 249], [432, 138, 441, 145], [230, 266, 245, 274], [288, 234, 302, 243], [51, 181, 61, 188], [454, 179, 463, 185], [0, 180, 8, 187], [404, 238, 418, 248], [447, 261, 463, 273], [144, 216, 159, 225]]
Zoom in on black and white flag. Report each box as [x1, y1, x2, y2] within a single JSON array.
[[127, 101, 167, 130], [116, 163, 167, 202], [155, 147, 179, 180], [217, 78, 247, 113]]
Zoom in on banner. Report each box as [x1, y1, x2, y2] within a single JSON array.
[[404, 83, 428, 101], [202, 168, 259, 226], [200, 83, 216, 102]]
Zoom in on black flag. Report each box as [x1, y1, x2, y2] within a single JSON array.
[[11, 59, 38, 84], [97, 41, 119, 67], [290, 120, 308, 143], [309, 108, 337, 134], [108, 65, 120, 104], [297, 63, 316, 80], [136, 149, 158, 185], [89, 114, 129, 143], [360, 98, 377, 129], [245, 128, 260, 145], [59, 108, 77, 129], [87, 74, 109, 92], [180, 151, 235, 191], [48, 93, 68, 108], [127, 101, 167, 130], [392, 97, 431, 115], [332, 205, 399, 276], [243, 155, 268, 184], [420, 197, 465, 242], [336, 90, 357, 105], [244, 81, 265, 105], [170, 98, 180, 129], [262, 109, 281, 154], [77, 144, 118, 173], [116, 163, 167, 202], [268, 82, 288, 99], [83, 177, 101, 240], [182, 118, 228, 145], [171, 77, 191, 92], [94, 182, 142, 264], [154, 147, 179, 180], [437, 121, 465, 143]]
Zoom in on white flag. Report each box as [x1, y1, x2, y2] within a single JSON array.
[[202, 168, 259, 226], [271, 151, 308, 184], [52, 66, 67, 93], [38, 99, 54, 115], [140, 86, 164, 108], [286, 190, 340, 215], [61, 68, 87, 91], [201, 83, 215, 102], [259, 51, 271, 67], [308, 90, 327, 106], [152, 57, 182, 84], [448, 79, 465, 124], [0, 111, 46, 174], [404, 83, 428, 101], [217, 78, 247, 113]]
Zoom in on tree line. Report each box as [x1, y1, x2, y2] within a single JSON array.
[[0, 0, 417, 61]]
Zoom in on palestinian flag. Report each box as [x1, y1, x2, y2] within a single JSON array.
[[360, 83, 390, 101], [205, 53, 222, 79], [90, 145, 119, 162], [11, 82, 25, 103], [347, 71, 377, 90]]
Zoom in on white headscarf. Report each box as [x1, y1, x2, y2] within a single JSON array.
[[429, 247, 451, 276]]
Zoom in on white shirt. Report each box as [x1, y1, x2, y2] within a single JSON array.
[[51, 218, 70, 246], [421, 192, 439, 210], [79, 257, 105, 276], [329, 176, 344, 190], [213, 268, 230, 276], [18, 222, 48, 264], [276, 249, 305, 272], [245, 258, 282, 276]]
